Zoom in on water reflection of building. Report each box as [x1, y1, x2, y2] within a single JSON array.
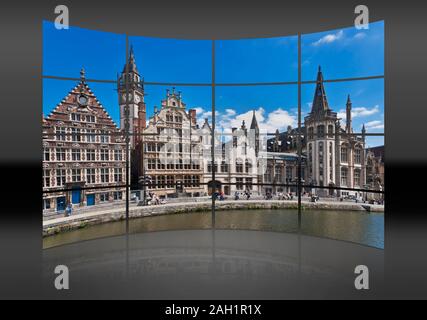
[[42, 69, 126, 213]]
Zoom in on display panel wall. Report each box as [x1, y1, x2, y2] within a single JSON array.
[[42, 20, 384, 249]]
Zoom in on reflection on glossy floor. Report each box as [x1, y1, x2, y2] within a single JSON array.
[[42, 229, 384, 299], [43, 209, 384, 249]]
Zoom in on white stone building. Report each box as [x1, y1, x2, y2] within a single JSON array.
[[304, 67, 366, 197]]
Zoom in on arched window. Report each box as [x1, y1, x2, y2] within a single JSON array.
[[341, 145, 348, 163], [328, 125, 334, 137], [245, 159, 252, 173], [354, 169, 361, 187], [308, 127, 314, 140], [236, 158, 243, 173], [355, 147, 362, 164], [341, 167, 348, 186], [317, 125, 325, 138]]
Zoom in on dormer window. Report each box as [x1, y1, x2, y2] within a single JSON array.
[[71, 113, 81, 121]]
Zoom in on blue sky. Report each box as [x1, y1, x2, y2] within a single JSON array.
[[43, 20, 384, 146], [43, 21, 126, 80], [302, 21, 384, 80]]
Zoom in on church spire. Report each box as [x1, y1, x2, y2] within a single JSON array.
[[80, 67, 86, 83], [123, 45, 139, 74], [310, 65, 330, 115], [346, 94, 352, 134], [250, 110, 258, 130]]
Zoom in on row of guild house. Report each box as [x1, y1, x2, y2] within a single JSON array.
[[43, 50, 384, 212]]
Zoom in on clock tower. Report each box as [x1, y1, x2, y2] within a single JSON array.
[[118, 46, 146, 148]]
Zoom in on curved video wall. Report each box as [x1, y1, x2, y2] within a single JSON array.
[[42, 20, 384, 249]]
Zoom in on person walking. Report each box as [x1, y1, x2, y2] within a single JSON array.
[[65, 203, 72, 217], [234, 191, 239, 201]]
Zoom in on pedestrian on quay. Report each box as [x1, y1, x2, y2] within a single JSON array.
[[234, 191, 239, 200], [65, 203, 72, 217]]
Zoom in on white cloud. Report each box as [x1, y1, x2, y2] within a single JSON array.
[[354, 32, 367, 40], [193, 107, 205, 114], [312, 30, 344, 46], [364, 120, 384, 130], [225, 108, 236, 116], [337, 105, 380, 119], [217, 107, 296, 133]]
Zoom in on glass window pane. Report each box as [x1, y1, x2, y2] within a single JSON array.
[[43, 78, 121, 130], [213, 85, 298, 198], [43, 21, 126, 80], [216, 36, 298, 83], [128, 36, 212, 83], [136, 84, 211, 201], [302, 77, 385, 148], [302, 20, 384, 81]]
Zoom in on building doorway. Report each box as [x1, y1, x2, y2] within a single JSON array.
[[207, 180, 222, 195], [71, 187, 81, 204], [56, 196, 66, 211], [224, 185, 230, 195], [87, 194, 95, 206]]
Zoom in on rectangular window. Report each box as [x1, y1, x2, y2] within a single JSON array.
[[86, 149, 96, 161], [286, 166, 292, 181], [56, 169, 66, 186], [71, 149, 81, 161], [43, 169, 50, 187], [86, 129, 96, 142], [221, 161, 228, 173], [100, 130, 110, 143], [71, 128, 81, 142], [100, 149, 109, 161], [72, 169, 81, 182], [354, 170, 361, 187], [55, 127, 66, 141], [166, 175, 174, 188], [341, 168, 348, 186], [113, 191, 122, 200], [114, 150, 123, 161], [100, 168, 109, 183], [56, 148, 66, 161], [86, 115, 96, 123], [71, 113, 81, 121], [114, 168, 123, 182], [86, 168, 96, 184], [43, 199, 51, 210], [148, 159, 156, 169], [100, 192, 109, 202], [236, 178, 244, 190], [245, 178, 253, 190], [43, 148, 50, 161]]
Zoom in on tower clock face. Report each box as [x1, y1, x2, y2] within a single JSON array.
[[134, 95, 140, 103], [78, 94, 88, 105]]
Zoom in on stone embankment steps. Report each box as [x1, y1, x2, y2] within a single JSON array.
[[43, 200, 384, 237]]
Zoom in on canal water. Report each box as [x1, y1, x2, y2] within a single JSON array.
[[43, 209, 384, 249]]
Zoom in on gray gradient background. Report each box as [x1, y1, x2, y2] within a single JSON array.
[[0, 0, 426, 300]]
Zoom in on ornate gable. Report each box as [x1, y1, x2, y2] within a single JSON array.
[[45, 69, 119, 130]]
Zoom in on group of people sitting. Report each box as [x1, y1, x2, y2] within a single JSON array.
[[234, 190, 251, 200], [265, 191, 294, 200], [147, 191, 166, 205]]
